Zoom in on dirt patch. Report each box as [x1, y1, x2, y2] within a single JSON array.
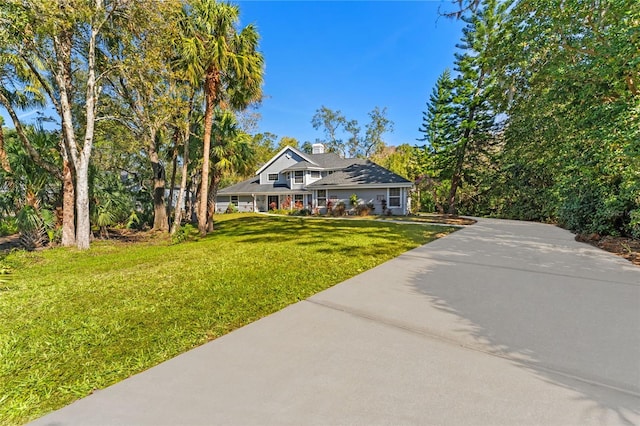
[[405, 214, 477, 226], [0, 234, 20, 253], [0, 229, 162, 254], [576, 234, 640, 266], [97, 228, 158, 243]]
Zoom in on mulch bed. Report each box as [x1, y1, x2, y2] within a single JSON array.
[[0, 235, 20, 253], [575, 234, 640, 266], [415, 214, 477, 226]]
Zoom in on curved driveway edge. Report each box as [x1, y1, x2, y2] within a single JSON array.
[[31, 218, 640, 425]]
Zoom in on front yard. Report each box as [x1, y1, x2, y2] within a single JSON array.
[[0, 214, 455, 424]]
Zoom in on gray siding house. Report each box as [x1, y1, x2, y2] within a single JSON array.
[[216, 144, 412, 215]]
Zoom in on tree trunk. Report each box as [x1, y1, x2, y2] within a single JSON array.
[[167, 133, 179, 226], [149, 142, 168, 232], [75, 157, 91, 250], [53, 8, 102, 250], [0, 125, 11, 173], [447, 172, 462, 215], [61, 154, 76, 247], [206, 171, 221, 232], [171, 126, 190, 234], [198, 69, 219, 236]]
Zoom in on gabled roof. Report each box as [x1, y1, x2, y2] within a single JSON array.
[[307, 160, 412, 188], [306, 153, 354, 169], [255, 146, 316, 175], [218, 176, 312, 195], [280, 161, 324, 173]]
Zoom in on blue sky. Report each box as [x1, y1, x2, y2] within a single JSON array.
[[237, 0, 465, 146], [1, 1, 466, 148]]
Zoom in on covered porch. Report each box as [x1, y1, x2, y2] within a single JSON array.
[[255, 192, 313, 212]]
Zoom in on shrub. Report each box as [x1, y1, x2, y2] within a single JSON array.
[[291, 209, 312, 216], [0, 216, 17, 237], [171, 223, 199, 244], [333, 202, 346, 217], [355, 204, 370, 216], [16, 205, 56, 250], [629, 209, 640, 239], [225, 204, 238, 214]]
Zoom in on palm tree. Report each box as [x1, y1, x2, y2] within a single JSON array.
[[207, 109, 254, 230], [177, 0, 263, 236]]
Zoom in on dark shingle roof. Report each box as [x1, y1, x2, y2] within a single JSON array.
[[280, 161, 323, 172], [218, 177, 311, 195], [306, 153, 355, 169], [307, 161, 411, 188]]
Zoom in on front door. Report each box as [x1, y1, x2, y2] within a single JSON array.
[[267, 195, 279, 210]]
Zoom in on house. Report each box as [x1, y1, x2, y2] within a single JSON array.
[[216, 144, 412, 215]]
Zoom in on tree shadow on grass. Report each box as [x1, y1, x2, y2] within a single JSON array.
[[211, 215, 443, 249]]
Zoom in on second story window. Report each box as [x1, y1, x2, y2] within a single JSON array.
[[310, 170, 320, 178], [268, 173, 278, 181], [294, 171, 303, 184]]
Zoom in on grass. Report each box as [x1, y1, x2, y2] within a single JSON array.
[[0, 214, 455, 424]]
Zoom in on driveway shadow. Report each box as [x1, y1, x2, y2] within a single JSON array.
[[406, 220, 640, 424]]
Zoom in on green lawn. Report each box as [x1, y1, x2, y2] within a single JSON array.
[[0, 214, 455, 424]]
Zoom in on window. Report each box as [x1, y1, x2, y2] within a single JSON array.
[[389, 188, 401, 207], [268, 173, 278, 181], [310, 170, 320, 178], [294, 170, 304, 184], [317, 189, 327, 207], [230, 195, 239, 206]]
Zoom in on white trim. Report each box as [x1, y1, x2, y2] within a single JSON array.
[[308, 183, 412, 190], [387, 187, 402, 209]]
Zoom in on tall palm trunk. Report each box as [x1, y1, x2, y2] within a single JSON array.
[[206, 170, 222, 232], [0, 125, 11, 173], [197, 69, 219, 236]]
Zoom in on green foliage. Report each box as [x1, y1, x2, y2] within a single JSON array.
[[311, 105, 394, 158], [413, 0, 639, 238], [269, 208, 291, 215], [0, 217, 17, 237], [90, 171, 139, 231], [16, 205, 55, 250], [349, 193, 358, 207], [0, 214, 453, 424], [290, 208, 312, 216], [170, 223, 199, 244]]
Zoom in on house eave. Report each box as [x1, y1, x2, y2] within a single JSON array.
[[306, 183, 413, 190], [254, 146, 318, 175]]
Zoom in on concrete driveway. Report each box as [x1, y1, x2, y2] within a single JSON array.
[[32, 218, 640, 425]]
